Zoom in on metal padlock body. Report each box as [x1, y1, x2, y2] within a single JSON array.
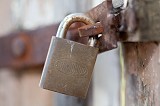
[[40, 13, 99, 98]]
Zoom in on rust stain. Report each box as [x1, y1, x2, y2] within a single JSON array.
[[78, 22, 104, 37], [85, 0, 120, 53]]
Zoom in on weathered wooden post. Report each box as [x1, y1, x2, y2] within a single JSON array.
[[121, 0, 160, 106]]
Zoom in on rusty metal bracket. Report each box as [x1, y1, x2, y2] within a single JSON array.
[[85, 0, 121, 53], [0, 25, 58, 69], [80, 0, 160, 51]]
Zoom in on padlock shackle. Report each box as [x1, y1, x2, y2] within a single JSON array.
[[56, 13, 97, 47]]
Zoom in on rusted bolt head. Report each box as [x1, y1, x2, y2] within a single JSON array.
[[12, 38, 26, 57]]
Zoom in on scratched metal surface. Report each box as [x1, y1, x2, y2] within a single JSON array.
[[40, 37, 98, 98]]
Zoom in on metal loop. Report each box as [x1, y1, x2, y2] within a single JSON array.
[[56, 13, 95, 39]]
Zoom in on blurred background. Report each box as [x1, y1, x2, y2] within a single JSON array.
[[0, 0, 120, 106]]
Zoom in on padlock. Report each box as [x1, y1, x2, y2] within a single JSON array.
[[39, 13, 99, 98]]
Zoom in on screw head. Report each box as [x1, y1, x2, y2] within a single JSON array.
[[12, 38, 26, 57]]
